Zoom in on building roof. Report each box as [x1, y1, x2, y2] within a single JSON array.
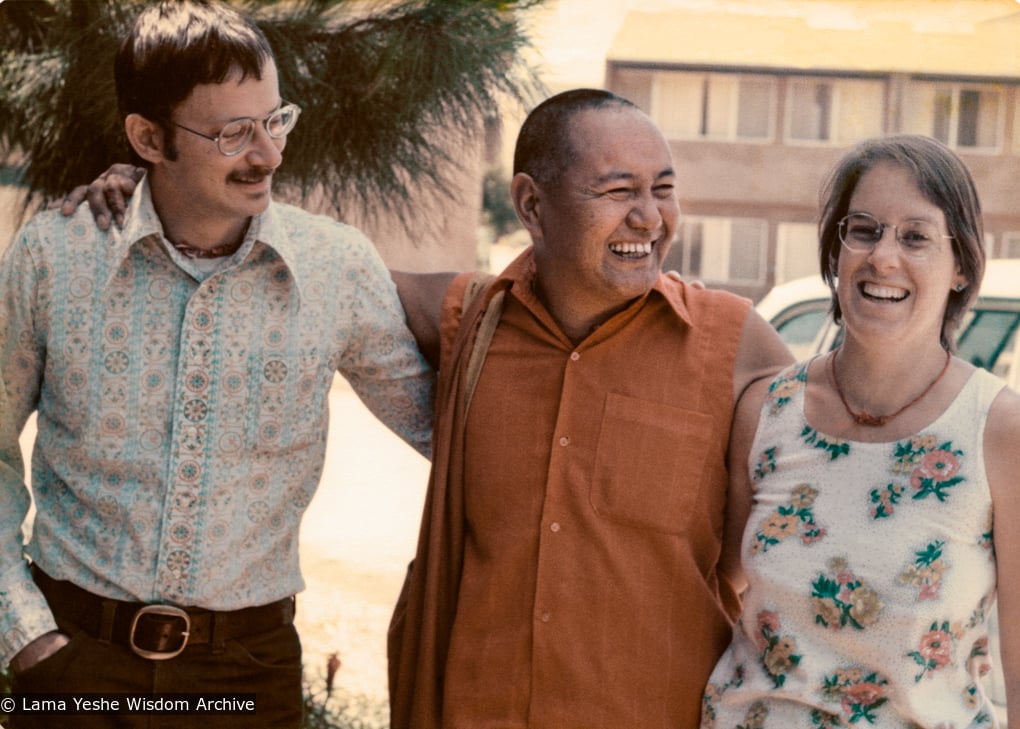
[[608, 3, 1020, 79]]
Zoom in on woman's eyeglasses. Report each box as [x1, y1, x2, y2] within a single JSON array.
[[838, 212, 952, 258]]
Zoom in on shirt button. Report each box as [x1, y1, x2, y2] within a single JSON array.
[[559, 436, 570, 447], [550, 522, 561, 533], [540, 611, 551, 623], [570, 351, 580, 361]]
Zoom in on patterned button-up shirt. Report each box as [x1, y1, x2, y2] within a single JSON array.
[[0, 179, 434, 666]]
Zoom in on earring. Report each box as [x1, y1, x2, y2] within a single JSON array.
[[955, 283, 966, 292]]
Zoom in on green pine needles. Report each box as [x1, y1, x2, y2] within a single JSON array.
[[0, 0, 545, 228]]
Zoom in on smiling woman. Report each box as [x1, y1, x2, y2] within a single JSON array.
[[701, 135, 1020, 729], [818, 137, 984, 352], [832, 160, 966, 362]]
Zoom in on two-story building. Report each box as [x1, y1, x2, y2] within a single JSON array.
[[605, 0, 1020, 301]]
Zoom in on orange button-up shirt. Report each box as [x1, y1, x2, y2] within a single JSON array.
[[441, 252, 750, 728]]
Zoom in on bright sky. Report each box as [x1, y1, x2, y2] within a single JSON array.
[[522, 0, 634, 88], [523, 0, 741, 88]]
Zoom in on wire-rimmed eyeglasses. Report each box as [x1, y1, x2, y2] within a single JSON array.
[[171, 103, 301, 157], [838, 212, 953, 259]]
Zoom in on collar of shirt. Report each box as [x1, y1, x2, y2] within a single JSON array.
[[492, 246, 695, 333], [105, 175, 310, 303]]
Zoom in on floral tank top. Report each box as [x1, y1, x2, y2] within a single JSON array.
[[701, 362, 1005, 729]]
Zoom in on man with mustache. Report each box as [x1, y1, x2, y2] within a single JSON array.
[[0, 2, 433, 726]]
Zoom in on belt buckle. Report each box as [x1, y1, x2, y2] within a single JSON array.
[[129, 605, 191, 660]]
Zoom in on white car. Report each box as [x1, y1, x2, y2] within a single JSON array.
[[757, 258, 1020, 724]]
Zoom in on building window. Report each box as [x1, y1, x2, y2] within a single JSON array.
[[905, 82, 1003, 151], [665, 216, 767, 284], [776, 223, 819, 283], [612, 68, 653, 113], [785, 77, 885, 145], [649, 71, 776, 141], [1003, 233, 1020, 259]]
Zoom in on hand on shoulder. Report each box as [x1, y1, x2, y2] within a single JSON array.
[[56, 164, 145, 230], [663, 270, 705, 289]]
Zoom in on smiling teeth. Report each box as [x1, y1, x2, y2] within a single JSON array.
[[863, 283, 908, 301], [610, 242, 652, 256]]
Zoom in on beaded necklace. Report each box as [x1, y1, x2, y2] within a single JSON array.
[[169, 237, 244, 259], [830, 348, 952, 427]]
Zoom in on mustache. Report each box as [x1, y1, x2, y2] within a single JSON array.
[[228, 166, 275, 183]]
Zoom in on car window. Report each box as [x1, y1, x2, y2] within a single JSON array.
[[956, 308, 1020, 375], [994, 325, 1018, 386], [775, 309, 829, 359], [767, 302, 830, 360]]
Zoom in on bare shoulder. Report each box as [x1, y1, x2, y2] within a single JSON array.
[[985, 384, 1020, 535], [986, 384, 1020, 479], [985, 382, 1020, 713], [664, 281, 793, 403], [732, 307, 795, 403]]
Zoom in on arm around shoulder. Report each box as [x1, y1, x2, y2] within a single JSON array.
[[985, 386, 1020, 715], [58, 163, 145, 229], [390, 271, 459, 371]]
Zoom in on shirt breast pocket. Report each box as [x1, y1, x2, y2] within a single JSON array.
[[246, 353, 330, 453], [590, 392, 716, 535]]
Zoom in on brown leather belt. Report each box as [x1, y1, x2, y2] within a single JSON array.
[[33, 566, 295, 660]]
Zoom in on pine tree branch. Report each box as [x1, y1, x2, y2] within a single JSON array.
[[0, 0, 546, 231]]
